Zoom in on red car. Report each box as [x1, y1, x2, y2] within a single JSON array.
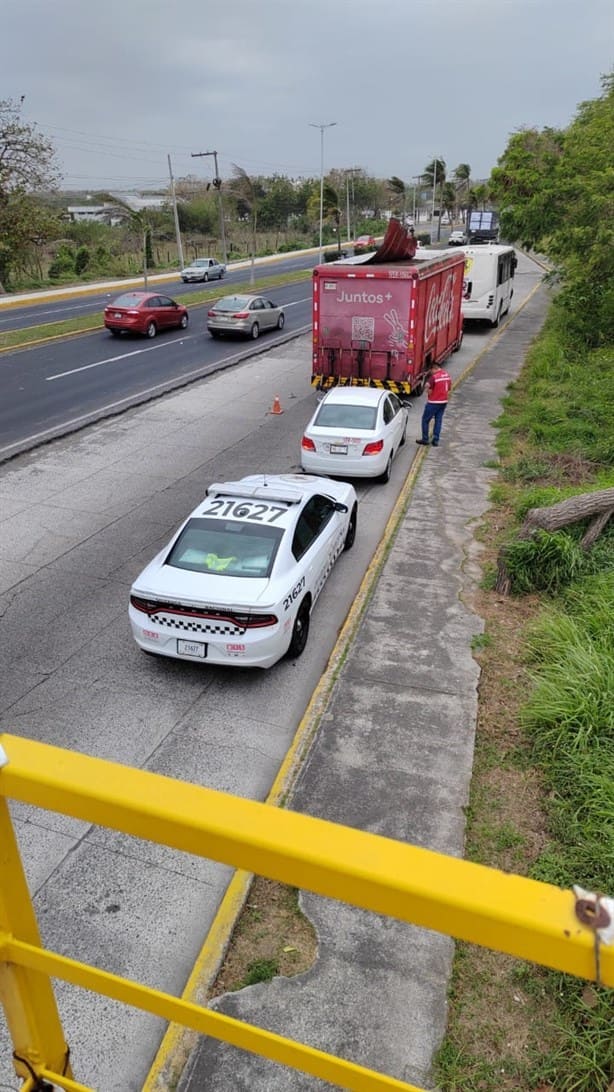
[[104, 292, 189, 338], [354, 234, 376, 253]]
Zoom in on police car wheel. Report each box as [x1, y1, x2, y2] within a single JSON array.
[[287, 599, 310, 658], [343, 504, 357, 551]]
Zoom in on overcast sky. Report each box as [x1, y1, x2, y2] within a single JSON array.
[[2, 0, 612, 193]]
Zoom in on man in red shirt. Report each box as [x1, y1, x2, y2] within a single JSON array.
[[416, 365, 452, 447]]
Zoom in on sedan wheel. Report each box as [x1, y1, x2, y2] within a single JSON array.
[[380, 454, 393, 484], [110, 330, 121, 338], [277, 313, 285, 330], [146, 322, 157, 339], [287, 598, 310, 658], [250, 323, 260, 340], [179, 314, 189, 329], [203, 272, 209, 282]]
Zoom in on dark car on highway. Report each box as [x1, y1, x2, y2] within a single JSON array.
[[104, 292, 189, 338]]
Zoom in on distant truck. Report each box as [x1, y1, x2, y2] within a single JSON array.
[[312, 220, 465, 398], [466, 209, 500, 244], [461, 244, 518, 327]]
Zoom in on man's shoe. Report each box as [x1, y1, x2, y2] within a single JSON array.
[[432, 440, 439, 447], [416, 439, 429, 446]]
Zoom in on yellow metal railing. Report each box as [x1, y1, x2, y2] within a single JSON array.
[[1, 732, 612, 1091]]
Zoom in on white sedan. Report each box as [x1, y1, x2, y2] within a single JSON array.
[[129, 474, 357, 669], [300, 387, 408, 482], [181, 257, 226, 282]]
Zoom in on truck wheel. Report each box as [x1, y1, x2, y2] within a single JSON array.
[[454, 331, 464, 352]]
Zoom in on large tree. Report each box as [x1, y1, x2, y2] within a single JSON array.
[[0, 97, 61, 290], [490, 70, 614, 346]]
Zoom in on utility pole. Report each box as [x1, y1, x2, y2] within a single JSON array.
[[167, 154, 184, 269], [342, 167, 360, 245], [191, 150, 228, 265]]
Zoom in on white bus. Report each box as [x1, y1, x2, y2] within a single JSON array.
[[461, 245, 517, 326]]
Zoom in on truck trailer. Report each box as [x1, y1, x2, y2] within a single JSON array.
[[466, 209, 500, 244], [312, 220, 465, 397]]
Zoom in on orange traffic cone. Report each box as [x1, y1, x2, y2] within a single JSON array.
[[270, 395, 283, 415]]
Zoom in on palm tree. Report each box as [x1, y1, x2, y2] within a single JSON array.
[[229, 164, 262, 285], [113, 200, 153, 287], [469, 183, 490, 211], [423, 159, 446, 237], [453, 163, 472, 223], [442, 182, 457, 224], [322, 182, 343, 255], [387, 176, 407, 222], [422, 158, 446, 190]]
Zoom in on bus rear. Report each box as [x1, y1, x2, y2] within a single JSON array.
[[461, 245, 517, 326]]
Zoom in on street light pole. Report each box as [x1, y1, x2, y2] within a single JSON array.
[[431, 157, 438, 225], [310, 122, 337, 263]]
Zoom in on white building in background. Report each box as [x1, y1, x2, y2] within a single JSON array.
[[67, 204, 123, 225], [109, 193, 170, 212]]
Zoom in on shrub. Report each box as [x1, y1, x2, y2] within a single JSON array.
[[48, 243, 76, 280], [74, 246, 90, 274], [503, 530, 583, 594]]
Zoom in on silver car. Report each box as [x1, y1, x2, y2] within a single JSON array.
[[181, 257, 226, 283], [207, 294, 285, 339]]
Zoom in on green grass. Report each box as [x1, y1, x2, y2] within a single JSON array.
[[436, 306, 614, 1091], [238, 958, 279, 988], [0, 267, 312, 352]]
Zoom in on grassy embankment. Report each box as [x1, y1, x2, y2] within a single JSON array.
[[0, 267, 312, 352], [434, 309, 614, 1091]]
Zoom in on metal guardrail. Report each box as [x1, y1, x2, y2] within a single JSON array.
[[0, 733, 612, 1091]]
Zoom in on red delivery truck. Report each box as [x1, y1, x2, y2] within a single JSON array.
[[312, 220, 465, 397]]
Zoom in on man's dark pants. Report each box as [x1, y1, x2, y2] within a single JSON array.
[[421, 402, 447, 443]]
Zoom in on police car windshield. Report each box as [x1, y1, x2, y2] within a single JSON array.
[[166, 518, 283, 578]]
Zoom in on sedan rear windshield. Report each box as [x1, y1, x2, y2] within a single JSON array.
[[111, 293, 146, 308], [212, 296, 251, 312], [166, 517, 283, 578], [314, 404, 377, 430]]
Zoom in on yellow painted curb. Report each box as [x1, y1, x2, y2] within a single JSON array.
[[142, 274, 547, 1092]]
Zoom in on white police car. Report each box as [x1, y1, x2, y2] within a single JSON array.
[[129, 474, 358, 669]]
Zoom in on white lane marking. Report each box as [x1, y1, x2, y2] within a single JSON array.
[[0, 325, 312, 458], [46, 337, 194, 380], [45, 300, 311, 381]]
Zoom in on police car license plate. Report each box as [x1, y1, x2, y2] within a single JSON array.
[[330, 444, 348, 455], [177, 639, 207, 658]]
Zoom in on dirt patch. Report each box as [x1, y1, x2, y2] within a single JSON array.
[[209, 876, 317, 999]]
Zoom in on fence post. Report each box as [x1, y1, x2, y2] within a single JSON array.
[[0, 797, 73, 1083]]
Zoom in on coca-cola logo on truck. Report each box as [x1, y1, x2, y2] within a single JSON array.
[[425, 273, 457, 341]]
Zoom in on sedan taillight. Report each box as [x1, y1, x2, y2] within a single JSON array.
[[233, 311, 249, 318], [301, 436, 316, 451], [363, 439, 384, 455]]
